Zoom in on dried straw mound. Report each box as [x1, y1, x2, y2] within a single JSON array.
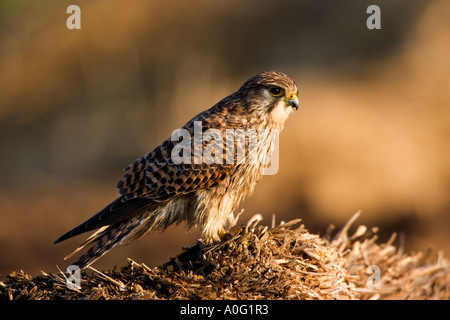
[[1, 212, 448, 300]]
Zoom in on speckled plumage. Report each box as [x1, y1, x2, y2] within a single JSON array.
[[55, 71, 299, 268]]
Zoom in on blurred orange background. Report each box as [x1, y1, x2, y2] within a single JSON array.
[[1, 0, 449, 276]]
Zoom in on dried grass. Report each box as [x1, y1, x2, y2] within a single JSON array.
[[1, 212, 448, 300]]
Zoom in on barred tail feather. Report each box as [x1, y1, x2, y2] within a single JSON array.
[[69, 217, 149, 268], [64, 225, 110, 260]]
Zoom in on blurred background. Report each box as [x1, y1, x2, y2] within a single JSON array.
[[1, 0, 449, 276]]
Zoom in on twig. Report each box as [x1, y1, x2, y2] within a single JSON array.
[[87, 266, 126, 291]]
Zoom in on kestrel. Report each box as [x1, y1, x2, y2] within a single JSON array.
[[54, 71, 299, 268]]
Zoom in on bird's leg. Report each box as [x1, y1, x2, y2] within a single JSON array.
[[208, 228, 232, 243], [219, 228, 230, 241], [219, 228, 227, 237]]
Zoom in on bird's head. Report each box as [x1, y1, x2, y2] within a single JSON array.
[[238, 70, 299, 126]]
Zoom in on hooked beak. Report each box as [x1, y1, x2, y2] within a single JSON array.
[[286, 94, 299, 110]]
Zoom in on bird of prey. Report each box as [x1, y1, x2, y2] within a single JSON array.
[[54, 70, 299, 268]]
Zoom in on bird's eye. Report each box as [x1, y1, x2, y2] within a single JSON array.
[[269, 87, 284, 97]]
